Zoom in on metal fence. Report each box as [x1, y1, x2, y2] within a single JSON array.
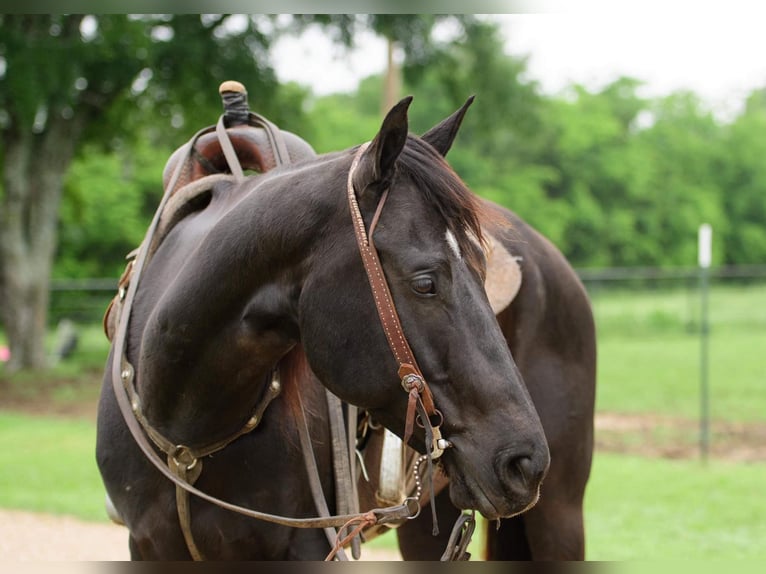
[[49, 264, 766, 327]]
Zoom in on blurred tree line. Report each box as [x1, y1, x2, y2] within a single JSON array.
[[2, 14, 765, 369], [56, 16, 766, 282]]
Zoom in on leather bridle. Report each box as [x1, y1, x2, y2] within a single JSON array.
[[346, 142, 452, 536], [346, 142, 450, 459]]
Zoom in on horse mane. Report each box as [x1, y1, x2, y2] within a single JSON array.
[[277, 344, 320, 440], [399, 136, 495, 275]]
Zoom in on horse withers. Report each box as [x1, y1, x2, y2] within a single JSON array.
[[96, 93, 594, 560]]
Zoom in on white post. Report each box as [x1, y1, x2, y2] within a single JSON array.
[[698, 224, 712, 463], [698, 224, 712, 269]]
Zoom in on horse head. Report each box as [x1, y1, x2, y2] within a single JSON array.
[[297, 97, 550, 520]]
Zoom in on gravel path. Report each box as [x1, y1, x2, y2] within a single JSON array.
[[0, 509, 128, 561], [0, 509, 400, 561]]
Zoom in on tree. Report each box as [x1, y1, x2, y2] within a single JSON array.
[[0, 15, 312, 371], [1, 16, 147, 371], [718, 88, 766, 264], [2, 14, 468, 371], [631, 91, 726, 266], [330, 15, 479, 113]]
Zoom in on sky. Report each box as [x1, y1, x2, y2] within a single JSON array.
[[271, 11, 766, 120]]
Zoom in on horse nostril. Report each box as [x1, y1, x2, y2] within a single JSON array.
[[498, 452, 546, 493], [513, 456, 536, 488]]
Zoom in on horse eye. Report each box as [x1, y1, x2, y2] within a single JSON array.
[[411, 276, 436, 296]]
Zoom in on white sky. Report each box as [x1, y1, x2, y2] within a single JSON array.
[[272, 11, 766, 120]]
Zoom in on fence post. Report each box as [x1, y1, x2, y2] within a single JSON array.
[[698, 223, 712, 463]]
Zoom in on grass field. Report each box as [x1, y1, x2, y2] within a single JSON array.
[[585, 453, 766, 559], [590, 282, 766, 422], [0, 412, 107, 521], [597, 329, 766, 421]]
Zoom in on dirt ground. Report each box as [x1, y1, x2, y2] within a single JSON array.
[[0, 508, 401, 561], [0, 509, 130, 561], [594, 411, 766, 461]]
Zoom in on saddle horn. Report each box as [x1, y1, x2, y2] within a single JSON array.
[[161, 80, 317, 193]]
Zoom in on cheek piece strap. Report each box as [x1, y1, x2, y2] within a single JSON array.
[[346, 142, 453, 535]]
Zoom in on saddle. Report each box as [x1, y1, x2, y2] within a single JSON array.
[[103, 82, 317, 343]]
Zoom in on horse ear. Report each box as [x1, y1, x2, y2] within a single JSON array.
[[421, 95, 475, 157], [353, 96, 413, 193]]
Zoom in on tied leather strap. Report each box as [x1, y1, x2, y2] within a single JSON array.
[[346, 143, 437, 442]]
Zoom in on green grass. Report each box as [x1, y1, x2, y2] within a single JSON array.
[[596, 330, 766, 421], [589, 282, 766, 336], [591, 283, 766, 422], [0, 412, 108, 522], [585, 453, 766, 560]]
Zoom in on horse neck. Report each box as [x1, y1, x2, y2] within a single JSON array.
[[135, 155, 349, 445]]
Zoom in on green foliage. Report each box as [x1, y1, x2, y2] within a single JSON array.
[[57, 139, 169, 279], [303, 83, 384, 153], [717, 89, 766, 264], [38, 14, 766, 278]]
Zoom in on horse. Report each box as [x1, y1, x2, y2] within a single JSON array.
[[96, 91, 595, 561]]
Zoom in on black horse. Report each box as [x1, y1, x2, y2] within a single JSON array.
[[96, 95, 595, 560]]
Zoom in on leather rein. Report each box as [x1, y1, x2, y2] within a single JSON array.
[[109, 126, 460, 560]]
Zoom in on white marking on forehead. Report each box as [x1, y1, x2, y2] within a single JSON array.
[[445, 229, 461, 259]]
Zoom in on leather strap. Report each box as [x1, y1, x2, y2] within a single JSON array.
[[440, 511, 476, 561], [294, 388, 349, 561], [215, 116, 244, 180], [249, 111, 291, 166], [171, 455, 205, 560], [115, 352, 417, 531], [325, 390, 361, 558], [346, 142, 449, 537], [346, 144, 438, 443]]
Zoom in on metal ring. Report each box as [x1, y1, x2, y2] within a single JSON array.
[[416, 408, 444, 429], [404, 497, 422, 520], [172, 445, 198, 471]]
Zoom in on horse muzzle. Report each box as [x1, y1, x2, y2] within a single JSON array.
[[442, 435, 550, 520]]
